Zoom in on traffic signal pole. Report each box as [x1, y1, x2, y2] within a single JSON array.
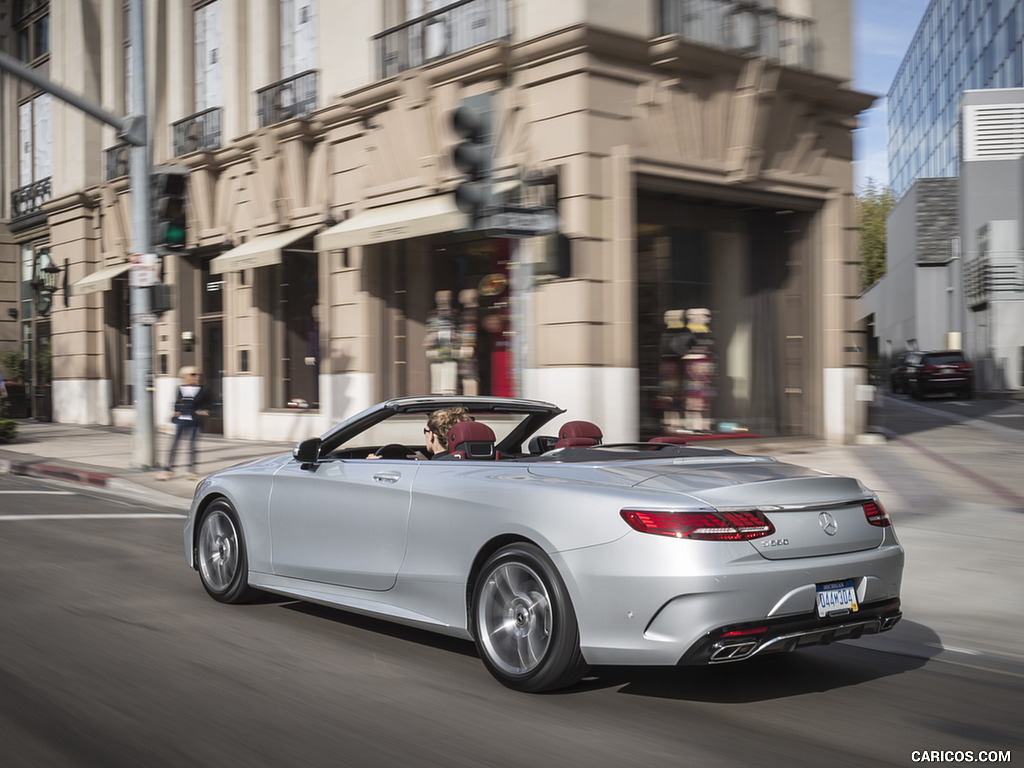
[[0, 0, 155, 467], [128, 0, 156, 468]]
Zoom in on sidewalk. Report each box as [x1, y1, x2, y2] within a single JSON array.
[[0, 420, 296, 506]]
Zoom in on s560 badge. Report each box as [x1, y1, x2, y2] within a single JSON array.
[[762, 538, 790, 548]]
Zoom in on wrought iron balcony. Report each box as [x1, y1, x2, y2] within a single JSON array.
[[374, 0, 511, 79], [173, 107, 223, 156], [660, 0, 817, 70], [105, 143, 131, 179], [256, 70, 318, 128], [10, 177, 51, 218]]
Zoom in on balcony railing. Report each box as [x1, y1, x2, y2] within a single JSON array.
[[374, 0, 511, 80], [105, 142, 130, 179], [11, 177, 51, 218], [660, 0, 817, 70], [256, 70, 318, 128], [172, 107, 223, 156]]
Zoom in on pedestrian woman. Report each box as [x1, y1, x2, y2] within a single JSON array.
[[158, 366, 212, 481]]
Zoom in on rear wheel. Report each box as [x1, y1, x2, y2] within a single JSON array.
[[472, 543, 589, 692], [196, 499, 259, 604]]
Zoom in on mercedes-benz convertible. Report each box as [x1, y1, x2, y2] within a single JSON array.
[[184, 396, 904, 692]]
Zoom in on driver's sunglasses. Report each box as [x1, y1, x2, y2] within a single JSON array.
[[423, 428, 433, 435]]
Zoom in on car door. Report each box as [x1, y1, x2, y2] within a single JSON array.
[[268, 457, 418, 590]]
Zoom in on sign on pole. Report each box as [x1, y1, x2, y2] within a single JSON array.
[[486, 207, 558, 238], [129, 253, 158, 288]]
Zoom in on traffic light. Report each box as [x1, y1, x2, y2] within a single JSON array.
[[151, 165, 190, 253], [451, 93, 494, 229]]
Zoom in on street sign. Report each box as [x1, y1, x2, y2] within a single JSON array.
[[129, 252, 158, 288], [487, 206, 558, 238], [132, 312, 158, 325]]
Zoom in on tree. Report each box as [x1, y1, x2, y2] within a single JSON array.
[[856, 179, 895, 290]]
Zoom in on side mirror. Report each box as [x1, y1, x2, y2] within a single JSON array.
[[293, 437, 322, 466]]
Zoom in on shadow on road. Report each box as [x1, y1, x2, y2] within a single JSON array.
[[276, 598, 944, 700], [587, 623, 942, 701]]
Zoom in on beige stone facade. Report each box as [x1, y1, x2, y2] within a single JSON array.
[[1, 0, 872, 444]]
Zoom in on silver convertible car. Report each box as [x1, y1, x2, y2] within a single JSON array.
[[184, 396, 904, 692]]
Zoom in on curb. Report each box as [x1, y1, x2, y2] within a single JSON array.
[[0, 456, 116, 488]]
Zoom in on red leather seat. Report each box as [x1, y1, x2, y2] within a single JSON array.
[[448, 421, 497, 460], [649, 436, 688, 445], [554, 420, 603, 449]]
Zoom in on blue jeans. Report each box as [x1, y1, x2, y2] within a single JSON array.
[[166, 419, 200, 472]]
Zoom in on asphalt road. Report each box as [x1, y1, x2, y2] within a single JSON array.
[[2, 401, 1022, 767]]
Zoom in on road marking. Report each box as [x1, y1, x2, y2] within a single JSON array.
[[0, 490, 76, 495], [0, 513, 185, 522], [991, 413, 1024, 418]]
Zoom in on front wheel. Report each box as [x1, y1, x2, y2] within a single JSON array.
[[196, 499, 259, 604], [471, 543, 589, 692]]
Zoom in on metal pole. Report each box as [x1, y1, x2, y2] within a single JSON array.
[[128, 0, 155, 467]]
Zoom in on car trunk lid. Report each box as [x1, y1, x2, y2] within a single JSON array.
[[635, 472, 885, 559]]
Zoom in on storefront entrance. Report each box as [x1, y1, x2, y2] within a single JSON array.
[[637, 196, 812, 439], [372, 234, 517, 400]]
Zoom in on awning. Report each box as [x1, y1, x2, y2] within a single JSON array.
[[68, 262, 132, 296], [209, 224, 320, 274], [315, 195, 465, 251]]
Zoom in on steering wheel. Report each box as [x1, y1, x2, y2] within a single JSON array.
[[373, 443, 410, 459]]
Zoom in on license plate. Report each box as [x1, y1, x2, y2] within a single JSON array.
[[816, 579, 858, 618]]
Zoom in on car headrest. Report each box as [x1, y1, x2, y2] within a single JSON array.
[[448, 421, 497, 460], [554, 420, 602, 449]]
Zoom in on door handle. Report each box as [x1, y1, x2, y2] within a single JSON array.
[[373, 472, 401, 485]]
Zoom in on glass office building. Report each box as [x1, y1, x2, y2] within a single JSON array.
[[888, 0, 1024, 197]]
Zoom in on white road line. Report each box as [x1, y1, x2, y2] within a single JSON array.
[[0, 490, 76, 495], [0, 513, 185, 521]]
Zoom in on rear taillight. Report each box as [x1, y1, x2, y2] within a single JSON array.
[[863, 500, 891, 527], [620, 509, 775, 540], [922, 365, 938, 373]]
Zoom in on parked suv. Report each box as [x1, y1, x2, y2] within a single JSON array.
[[889, 351, 912, 394], [905, 350, 973, 399]]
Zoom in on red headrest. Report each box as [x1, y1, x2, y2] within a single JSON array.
[[448, 421, 497, 459], [554, 421, 602, 450], [558, 421, 603, 442]]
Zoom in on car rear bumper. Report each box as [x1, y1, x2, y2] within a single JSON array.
[[677, 598, 902, 665]]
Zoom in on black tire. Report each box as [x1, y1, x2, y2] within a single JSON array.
[[471, 543, 589, 692], [196, 499, 259, 604]]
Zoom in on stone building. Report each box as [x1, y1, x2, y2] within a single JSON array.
[[1, 0, 871, 443]]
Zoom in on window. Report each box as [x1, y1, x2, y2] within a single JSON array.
[[18, 94, 52, 188], [281, 0, 316, 77], [266, 252, 320, 409], [15, 0, 49, 63], [195, 1, 223, 110]]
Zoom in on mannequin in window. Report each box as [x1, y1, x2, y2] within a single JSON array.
[[425, 290, 458, 395], [683, 307, 715, 432], [658, 309, 690, 430], [457, 288, 480, 396]]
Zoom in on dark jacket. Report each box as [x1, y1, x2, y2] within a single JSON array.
[[173, 384, 213, 425]]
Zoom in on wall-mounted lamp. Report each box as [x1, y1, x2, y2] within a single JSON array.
[[7, 308, 17, 320]]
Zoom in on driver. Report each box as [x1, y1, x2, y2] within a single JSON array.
[[367, 406, 472, 459], [422, 406, 472, 458]]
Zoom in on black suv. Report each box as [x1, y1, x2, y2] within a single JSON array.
[[904, 350, 973, 399], [889, 351, 912, 394]]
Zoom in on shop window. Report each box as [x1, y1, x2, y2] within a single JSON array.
[[106, 278, 133, 407], [637, 206, 806, 440], [268, 252, 319, 409]]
